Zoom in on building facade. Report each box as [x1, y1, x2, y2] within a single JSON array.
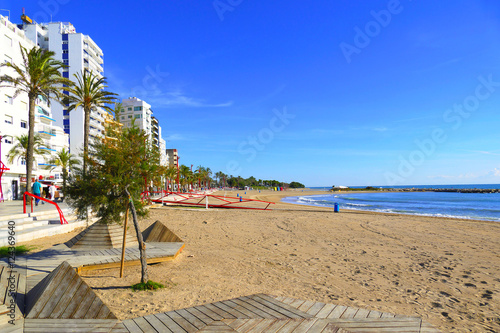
[[23, 20, 107, 158], [0, 15, 69, 200], [120, 97, 167, 166]]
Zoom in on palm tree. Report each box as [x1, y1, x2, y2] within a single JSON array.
[[7, 134, 50, 165], [0, 46, 69, 198], [64, 70, 117, 171], [49, 148, 80, 193], [179, 165, 192, 192]]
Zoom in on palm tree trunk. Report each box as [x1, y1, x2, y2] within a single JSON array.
[[125, 188, 148, 283], [26, 95, 36, 202], [83, 107, 91, 173]]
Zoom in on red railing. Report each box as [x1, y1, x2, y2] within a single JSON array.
[[23, 192, 68, 224], [151, 191, 275, 210]]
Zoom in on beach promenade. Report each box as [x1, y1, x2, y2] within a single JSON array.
[[0, 191, 498, 332]]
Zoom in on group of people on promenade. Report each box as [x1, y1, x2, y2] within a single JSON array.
[[32, 180, 59, 206]]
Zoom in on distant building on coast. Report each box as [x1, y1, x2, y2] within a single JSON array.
[[166, 149, 178, 168], [0, 14, 68, 200], [119, 97, 167, 166], [21, 16, 107, 158]]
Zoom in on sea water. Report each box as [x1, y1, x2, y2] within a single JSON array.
[[284, 185, 500, 222]]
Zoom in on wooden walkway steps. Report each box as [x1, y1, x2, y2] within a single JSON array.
[[118, 293, 441, 332], [65, 223, 139, 251]]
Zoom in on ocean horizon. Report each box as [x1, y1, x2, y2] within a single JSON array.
[[308, 184, 500, 190], [285, 184, 500, 222]]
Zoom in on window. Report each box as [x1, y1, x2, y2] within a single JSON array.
[[5, 95, 13, 105], [62, 34, 68, 41], [62, 50, 68, 54], [4, 138, 12, 144], [134, 106, 142, 111], [21, 121, 27, 128], [21, 158, 26, 165], [20, 101, 27, 110], [134, 114, 141, 119], [4, 35, 12, 47], [5, 115, 13, 124], [127, 107, 132, 111], [121, 116, 125, 120], [63, 60, 69, 65], [63, 72, 69, 78], [128, 115, 132, 119], [63, 110, 69, 115]]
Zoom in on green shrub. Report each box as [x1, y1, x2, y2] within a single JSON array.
[[0, 245, 35, 258], [131, 280, 165, 291]]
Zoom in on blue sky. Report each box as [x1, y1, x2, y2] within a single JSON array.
[[3, 0, 500, 186]]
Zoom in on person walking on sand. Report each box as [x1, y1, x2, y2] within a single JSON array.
[[32, 179, 42, 206]]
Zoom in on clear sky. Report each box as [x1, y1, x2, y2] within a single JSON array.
[[2, 0, 500, 186]]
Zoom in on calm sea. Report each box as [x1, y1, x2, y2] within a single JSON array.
[[286, 184, 500, 222]]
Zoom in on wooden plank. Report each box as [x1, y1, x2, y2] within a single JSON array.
[[326, 305, 347, 319], [315, 303, 336, 318], [251, 294, 311, 318], [305, 318, 330, 332], [304, 302, 327, 316], [185, 307, 215, 325], [194, 304, 227, 320], [297, 300, 315, 313], [380, 312, 396, 318], [246, 318, 277, 332], [226, 318, 262, 331], [122, 318, 143, 333], [132, 316, 157, 333], [110, 322, 129, 333], [72, 290, 96, 319], [153, 312, 186, 333], [238, 297, 286, 319], [367, 310, 383, 318], [141, 314, 172, 332], [220, 299, 264, 319], [60, 284, 90, 319], [36, 265, 76, 319], [286, 318, 317, 333], [339, 307, 358, 319], [271, 318, 303, 333], [85, 296, 104, 319], [212, 301, 250, 319], [198, 321, 237, 332], [165, 311, 199, 332], [26, 262, 71, 318], [231, 297, 278, 319], [353, 308, 371, 318], [174, 308, 207, 330]]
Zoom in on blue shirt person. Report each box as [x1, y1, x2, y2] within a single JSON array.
[[32, 180, 42, 206]]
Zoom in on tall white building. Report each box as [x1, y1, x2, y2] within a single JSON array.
[[120, 97, 167, 166], [0, 15, 69, 200], [23, 20, 107, 158]]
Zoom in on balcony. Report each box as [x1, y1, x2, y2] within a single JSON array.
[[38, 125, 56, 137]]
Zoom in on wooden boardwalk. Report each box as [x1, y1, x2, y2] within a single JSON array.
[[118, 293, 440, 332]]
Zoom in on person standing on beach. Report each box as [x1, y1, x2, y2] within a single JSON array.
[[32, 179, 42, 206], [49, 182, 56, 201]]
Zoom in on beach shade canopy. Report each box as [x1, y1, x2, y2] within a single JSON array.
[[26, 261, 117, 319], [65, 222, 139, 251], [142, 220, 183, 243]]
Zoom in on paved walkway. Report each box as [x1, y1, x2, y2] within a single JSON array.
[[0, 199, 70, 217]]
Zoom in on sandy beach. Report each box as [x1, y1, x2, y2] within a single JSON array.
[[21, 190, 500, 332]]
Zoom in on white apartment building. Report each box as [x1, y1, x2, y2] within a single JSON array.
[[23, 20, 107, 158], [0, 15, 69, 200], [120, 97, 167, 166]]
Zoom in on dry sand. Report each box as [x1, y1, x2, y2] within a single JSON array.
[[22, 190, 500, 332]]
